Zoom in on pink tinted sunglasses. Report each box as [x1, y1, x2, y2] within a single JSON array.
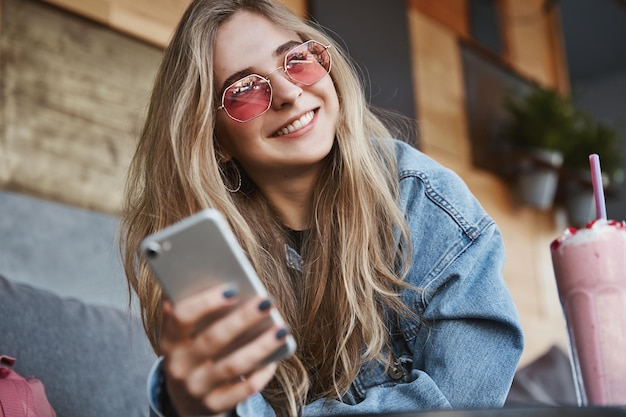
[[217, 40, 332, 123]]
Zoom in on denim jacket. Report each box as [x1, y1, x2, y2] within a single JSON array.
[[149, 139, 524, 416]]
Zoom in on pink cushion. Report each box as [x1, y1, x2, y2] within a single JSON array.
[[0, 355, 56, 417]]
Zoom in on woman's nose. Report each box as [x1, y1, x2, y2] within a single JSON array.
[[269, 72, 303, 109]]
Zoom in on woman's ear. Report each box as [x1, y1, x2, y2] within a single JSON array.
[[214, 140, 232, 164], [217, 153, 231, 164]]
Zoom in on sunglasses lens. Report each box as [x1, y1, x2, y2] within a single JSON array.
[[285, 41, 331, 85], [222, 75, 272, 122]]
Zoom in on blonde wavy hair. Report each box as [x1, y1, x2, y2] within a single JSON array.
[[120, 0, 415, 415]]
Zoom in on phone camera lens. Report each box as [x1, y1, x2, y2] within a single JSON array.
[[144, 242, 162, 259]]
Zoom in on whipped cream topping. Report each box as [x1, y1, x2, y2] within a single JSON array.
[[275, 111, 315, 137], [551, 219, 626, 251]]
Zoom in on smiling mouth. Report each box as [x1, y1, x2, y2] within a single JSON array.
[[275, 110, 316, 137]]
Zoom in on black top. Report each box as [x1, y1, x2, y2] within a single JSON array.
[[284, 226, 306, 254]]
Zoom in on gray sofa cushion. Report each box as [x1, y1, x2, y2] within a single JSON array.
[[0, 275, 156, 417], [506, 345, 578, 406], [0, 190, 132, 312]]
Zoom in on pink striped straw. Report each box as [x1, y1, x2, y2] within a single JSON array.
[[589, 154, 607, 220]]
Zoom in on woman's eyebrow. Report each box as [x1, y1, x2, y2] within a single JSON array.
[[219, 40, 303, 94], [274, 40, 302, 57], [221, 67, 254, 94]]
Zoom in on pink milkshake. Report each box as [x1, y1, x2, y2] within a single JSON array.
[[550, 219, 626, 405]]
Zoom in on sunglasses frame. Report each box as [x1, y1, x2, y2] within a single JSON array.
[[217, 40, 332, 123]]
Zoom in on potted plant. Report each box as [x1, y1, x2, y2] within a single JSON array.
[[501, 85, 575, 209], [559, 113, 624, 226]]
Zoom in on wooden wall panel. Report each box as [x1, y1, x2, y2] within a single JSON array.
[[1, 0, 162, 213], [408, 8, 471, 165], [501, 0, 562, 88]]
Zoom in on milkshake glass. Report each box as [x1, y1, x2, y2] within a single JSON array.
[[550, 219, 626, 405]]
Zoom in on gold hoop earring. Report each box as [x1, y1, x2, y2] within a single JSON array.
[[223, 161, 242, 193]]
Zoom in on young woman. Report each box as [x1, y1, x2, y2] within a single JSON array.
[[119, 1, 524, 416]]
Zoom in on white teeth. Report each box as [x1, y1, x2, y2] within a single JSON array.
[[276, 111, 315, 136]]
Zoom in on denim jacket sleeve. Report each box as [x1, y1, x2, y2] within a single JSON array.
[[392, 139, 524, 408]]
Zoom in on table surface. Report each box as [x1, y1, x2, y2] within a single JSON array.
[[321, 406, 626, 417]]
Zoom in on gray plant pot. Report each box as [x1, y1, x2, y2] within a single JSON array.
[[565, 187, 595, 228], [516, 149, 563, 210], [564, 170, 601, 227]]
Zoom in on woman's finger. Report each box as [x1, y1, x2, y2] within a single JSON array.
[[161, 291, 281, 390], [187, 296, 275, 360], [167, 362, 278, 417], [201, 362, 279, 415], [181, 323, 290, 399], [160, 284, 239, 349]]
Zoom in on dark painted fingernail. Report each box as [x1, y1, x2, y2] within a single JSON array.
[[276, 328, 289, 340], [258, 298, 272, 312], [223, 288, 238, 299]]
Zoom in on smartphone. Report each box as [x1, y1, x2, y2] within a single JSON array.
[[140, 208, 296, 364]]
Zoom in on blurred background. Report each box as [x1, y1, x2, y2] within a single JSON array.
[[1, 0, 625, 368]]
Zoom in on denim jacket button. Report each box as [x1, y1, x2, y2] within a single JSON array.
[[388, 365, 404, 380]]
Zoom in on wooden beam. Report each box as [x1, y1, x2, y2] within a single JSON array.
[[409, 0, 469, 39], [547, 5, 570, 94], [40, 0, 110, 25], [40, 0, 308, 48]]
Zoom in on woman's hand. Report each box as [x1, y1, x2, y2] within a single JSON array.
[[159, 284, 289, 416]]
